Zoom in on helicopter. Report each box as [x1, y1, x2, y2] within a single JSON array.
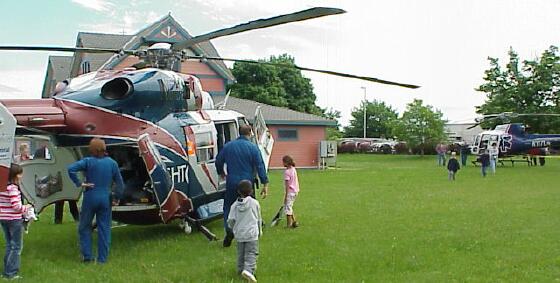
[[469, 112, 560, 163], [0, 7, 419, 240]]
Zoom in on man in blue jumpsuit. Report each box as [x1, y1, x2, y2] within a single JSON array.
[[216, 125, 269, 247], [67, 138, 124, 263]]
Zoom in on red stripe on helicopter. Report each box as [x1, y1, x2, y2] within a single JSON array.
[[161, 190, 193, 223], [59, 100, 186, 156], [200, 163, 218, 190], [184, 126, 196, 156]]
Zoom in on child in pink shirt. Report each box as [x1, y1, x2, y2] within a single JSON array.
[[0, 164, 31, 279], [282, 155, 300, 228]]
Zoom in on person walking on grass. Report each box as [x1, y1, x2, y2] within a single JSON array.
[[447, 152, 460, 181], [216, 125, 269, 248], [228, 180, 262, 283], [488, 142, 499, 174], [282, 155, 300, 228], [478, 150, 491, 177], [0, 164, 32, 279]]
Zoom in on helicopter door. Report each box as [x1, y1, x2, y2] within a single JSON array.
[[0, 104, 16, 191], [17, 138, 79, 213], [137, 134, 182, 223], [253, 106, 274, 169]]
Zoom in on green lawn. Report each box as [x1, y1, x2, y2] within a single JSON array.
[[7, 154, 560, 282]]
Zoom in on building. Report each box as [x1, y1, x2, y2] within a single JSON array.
[[214, 96, 336, 168], [42, 14, 335, 169], [445, 123, 483, 145]]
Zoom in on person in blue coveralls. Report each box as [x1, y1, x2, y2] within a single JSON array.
[[216, 125, 269, 248], [67, 138, 124, 263]]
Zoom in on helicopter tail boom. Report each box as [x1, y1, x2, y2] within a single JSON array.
[[0, 99, 66, 132]]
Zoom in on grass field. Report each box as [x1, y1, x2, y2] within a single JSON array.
[[6, 154, 560, 282]]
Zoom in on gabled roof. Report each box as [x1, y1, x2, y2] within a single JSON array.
[[48, 56, 73, 82], [74, 32, 134, 72], [97, 14, 233, 81], [213, 96, 336, 126]]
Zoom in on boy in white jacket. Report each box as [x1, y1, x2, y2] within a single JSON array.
[[227, 180, 262, 283]]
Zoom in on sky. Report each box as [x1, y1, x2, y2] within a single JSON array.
[[1, 0, 560, 126]]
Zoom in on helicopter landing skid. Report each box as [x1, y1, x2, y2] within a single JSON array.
[[185, 216, 218, 241]]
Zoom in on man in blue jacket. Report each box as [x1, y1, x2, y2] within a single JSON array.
[[67, 138, 124, 263], [216, 125, 269, 247]]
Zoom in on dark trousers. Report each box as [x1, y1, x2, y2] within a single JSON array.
[[1, 219, 23, 278], [79, 194, 111, 262]]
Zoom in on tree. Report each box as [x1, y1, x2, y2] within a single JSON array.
[[392, 99, 447, 155], [343, 100, 398, 138], [229, 54, 323, 115], [324, 108, 343, 140], [476, 46, 560, 133]]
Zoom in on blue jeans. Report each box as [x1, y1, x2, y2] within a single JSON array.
[[490, 159, 496, 174], [461, 153, 468, 166], [79, 192, 111, 263], [481, 165, 488, 177], [1, 219, 23, 278], [437, 153, 446, 166]]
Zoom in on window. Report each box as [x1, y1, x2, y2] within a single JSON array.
[[81, 61, 91, 74], [277, 128, 298, 141], [195, 131, 215, 163], [215, 121, 236, 153]]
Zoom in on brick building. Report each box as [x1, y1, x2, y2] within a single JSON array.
[[42, 14, 335, 168]]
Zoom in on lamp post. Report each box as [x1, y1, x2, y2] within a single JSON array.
[[361, 86, 367, 138]]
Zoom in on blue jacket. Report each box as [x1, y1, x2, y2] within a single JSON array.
[[216, 136, 269, 187], [67, 156, 124, 200]]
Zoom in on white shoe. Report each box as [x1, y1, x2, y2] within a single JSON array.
[[241, 270, 257, 282]]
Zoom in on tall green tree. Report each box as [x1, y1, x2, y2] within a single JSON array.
[[324, 108, 343, 140], [343, 100, 398, 138], [229, 54, 322, 115], [476, 46, 560, 133], [392, 99, 447, 154]]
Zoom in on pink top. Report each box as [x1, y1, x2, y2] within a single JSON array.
[[0, 184, 27, 220], [284, 166, 300, 194]]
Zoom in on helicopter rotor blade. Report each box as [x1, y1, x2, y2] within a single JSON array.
[[185, 55, 420, 89], [0, 46, 133, 54], [467, 123, 480, 130], [172, 7, 346, 51]]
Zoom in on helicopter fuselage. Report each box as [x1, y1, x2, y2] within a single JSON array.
[[471, 123, 560, 157]]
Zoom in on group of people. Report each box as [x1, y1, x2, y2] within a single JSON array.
[[216, 124, 300, 283], [1, 126, 299, 282], [441, 141, 500, 181], [0, 138, 123, 278]]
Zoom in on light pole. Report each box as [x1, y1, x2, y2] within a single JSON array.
[[361, 86, 367, 138]]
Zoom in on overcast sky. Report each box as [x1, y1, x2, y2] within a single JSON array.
[[1, 0, 559, 126]]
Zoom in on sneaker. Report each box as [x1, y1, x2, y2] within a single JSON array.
[[7, 275, 21, 280], [241, 270, 257, 283], [82, 258, 94, 264], [291, 221, 299, 228], [270, 218, 280, 227], [223, 232, 234, 248]]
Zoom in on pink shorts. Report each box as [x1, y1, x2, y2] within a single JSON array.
[[284, 193, 297, 215]]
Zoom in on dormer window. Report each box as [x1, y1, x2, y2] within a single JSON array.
[[81, 61, 91, 74]]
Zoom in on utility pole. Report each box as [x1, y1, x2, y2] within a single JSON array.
[[361, 86, 367, 138]]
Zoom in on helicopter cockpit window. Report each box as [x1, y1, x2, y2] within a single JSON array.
[[101, 78, 134, 100], [480, 134, 497, 150], [215, 121, 236, 153], [195, 131, 215, 163]]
